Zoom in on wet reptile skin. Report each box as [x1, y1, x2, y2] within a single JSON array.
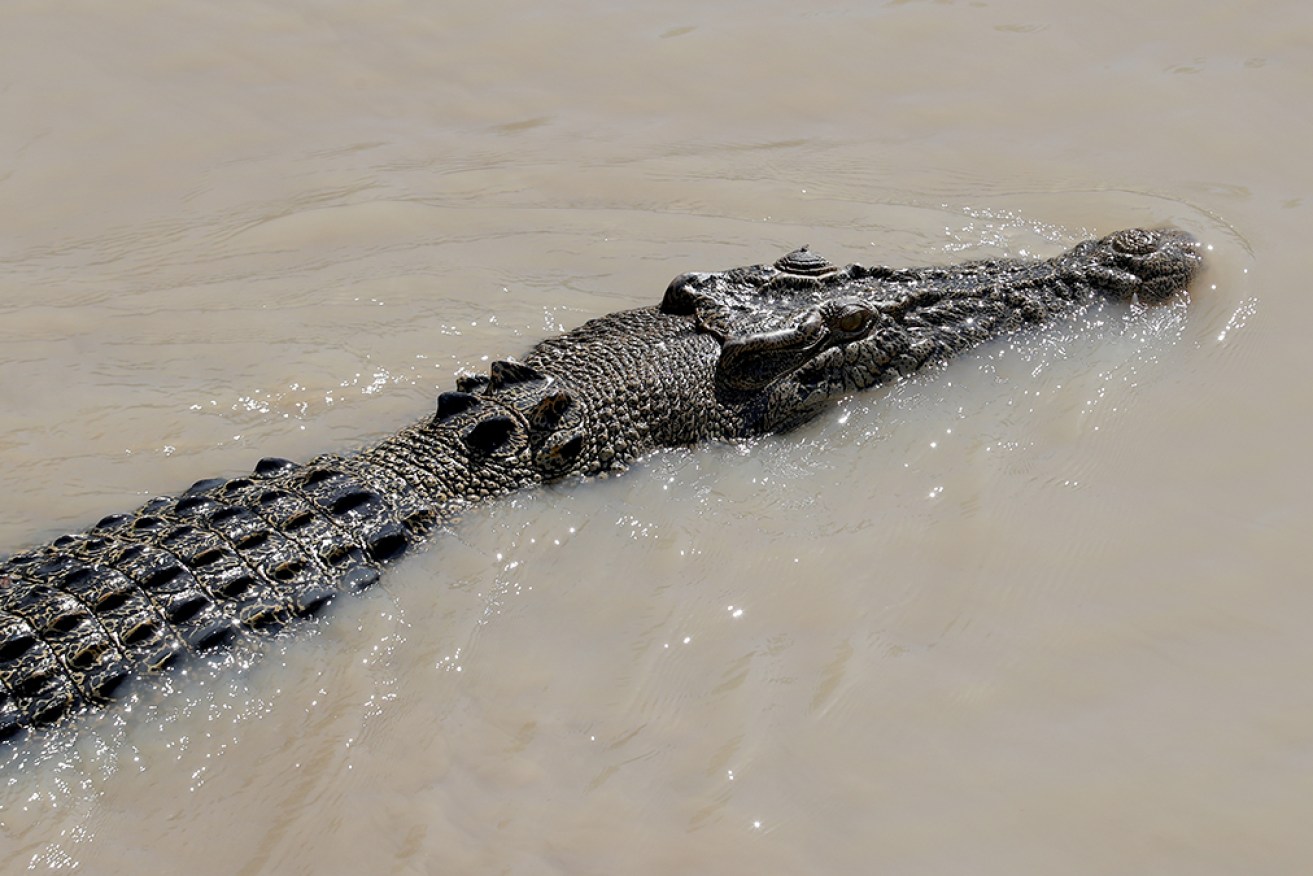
[[0, 228, 1202, 740]]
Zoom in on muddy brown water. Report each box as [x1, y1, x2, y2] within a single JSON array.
[[0, 1, 1307, 873]]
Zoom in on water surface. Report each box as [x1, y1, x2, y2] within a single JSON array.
[[0, 1, 1305, 873]]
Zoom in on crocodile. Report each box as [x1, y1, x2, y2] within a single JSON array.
[[0, 227, 1201, 740]]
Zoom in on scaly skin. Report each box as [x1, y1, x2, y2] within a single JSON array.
[[0, 227, 1202, 739]]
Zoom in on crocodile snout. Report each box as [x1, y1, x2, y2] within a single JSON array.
[[1077, 227, 1203, 303]]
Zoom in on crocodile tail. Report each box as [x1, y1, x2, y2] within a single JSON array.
[[0, 454, 424, 740], [0, 355, 584, 740]]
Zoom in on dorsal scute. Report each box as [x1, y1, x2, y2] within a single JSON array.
[[488, 359, 547, 390], [437, 359, 573, 462], [434, 391, 481, 423], [455, 371, 489, 393], [534, 430, 584, 477], [463, 415, 517, 454], [525, 390, 573, 432]]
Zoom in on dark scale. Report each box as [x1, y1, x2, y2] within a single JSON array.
[[343, 456, 440, 541], [105, 542, 241, 654], [194, 473, 390, 609], [88, 500, 295, 636], [23, 542, 185, 672], [1, 579, 130, 703], [0, 609, 79, 733], [285, 463, 412, 563]]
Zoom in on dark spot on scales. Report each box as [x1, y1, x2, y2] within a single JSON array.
[[121, 621, 160, 647], [488, 359, 545, 389], [366, 524, 408, 562], [187, 619, 237, 653], [208, 506, 245, 526], [272, 560, 304, 582], [294, 585, 336, 617], [401, 509, 437, 536], [166, 594, 210, 625], [281, 511, 313, 532], [300, 469, 339, 488], [455, 372, 489, 393], [32, 696, 74, 727], [464, 416, 515, 453], [159, 525, 196, 546], [142, 566, 184, 592], [184, 477, 227, 497], [234, 531, 270, 551], [67, 644, 102, 671], [340, 566, 380, 592], [115, 545, 145, 564], [434, 391, 480, 421], [238, 599, 289, 632], [559, 434, 584, 458], [329, 490, 377, 516], [188, 548, 225, 568], [175, 495, 214, 515], [217, 576, 253, 599], [527, 391, 573, 430], [61, 568, 93, 590], [34, 558, 73, 576], [254, 457, 298, 477], [0, 633, 37, 663], [145, 644, 182, 673], [90, 667, 129, 701], [321, 544, 359, 567], [95, 590, 130, 613], [552, 434, 584, 461], [12, 673, 58, 702], [45, 611, 84, 636]]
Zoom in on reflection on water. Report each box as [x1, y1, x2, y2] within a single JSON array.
[[0, 0, 1305, 873]]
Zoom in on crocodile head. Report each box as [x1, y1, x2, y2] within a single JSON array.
[[661, 227, 1202, 433]]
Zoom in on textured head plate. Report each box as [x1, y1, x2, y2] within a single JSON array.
[[660, 247, 884, 392], [660, 247, 866, 339]]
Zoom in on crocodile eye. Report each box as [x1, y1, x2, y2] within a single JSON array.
[[836, 309, 868, 334]]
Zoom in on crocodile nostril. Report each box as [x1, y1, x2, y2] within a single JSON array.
[[1110, 228, 1157, 255]]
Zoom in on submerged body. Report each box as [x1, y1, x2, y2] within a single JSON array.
[[0, 228, 1201, 739]]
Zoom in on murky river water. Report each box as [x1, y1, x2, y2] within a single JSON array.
[[0, 1, 1307, 873]]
